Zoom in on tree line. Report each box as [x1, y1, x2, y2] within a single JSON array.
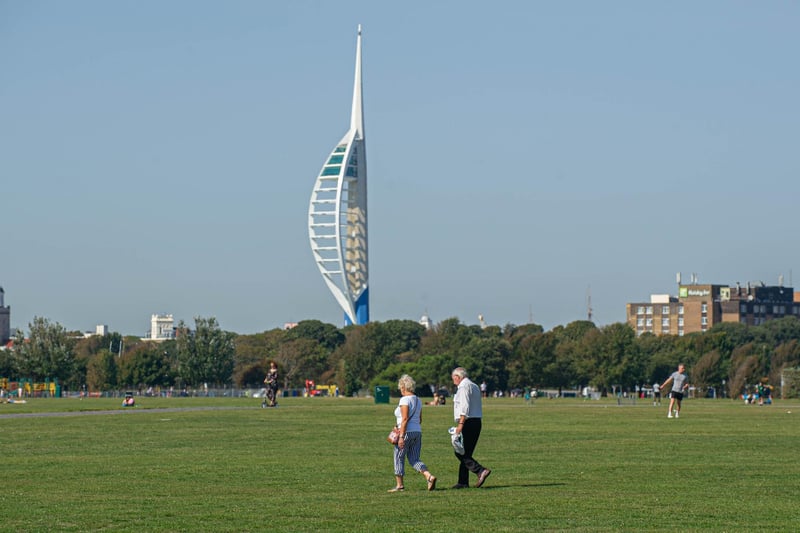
[[2, 315, 800, 398]]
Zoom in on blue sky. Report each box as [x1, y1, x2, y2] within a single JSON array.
[[2, 1, 798, 336]]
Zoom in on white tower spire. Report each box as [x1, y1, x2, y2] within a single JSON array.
[[351, 25, 364, 136], [308, 26, 370, 325]]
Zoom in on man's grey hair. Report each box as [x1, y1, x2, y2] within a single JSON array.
[[451, 367, 468, 379]]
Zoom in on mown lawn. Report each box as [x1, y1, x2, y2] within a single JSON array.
[[1, 395, 798, 531]]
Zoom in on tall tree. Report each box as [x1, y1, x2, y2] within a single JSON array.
[[176, 317, 236, 387], [273, 338, 328, 389], [85, 349, 118, 391], [509, 330, 555, 389], [284, 320, 344, 352], [580, 323, 640, 393], [12, 317, 76, 383], [691, 350, 722, 395], [119, 343, 175, 389]]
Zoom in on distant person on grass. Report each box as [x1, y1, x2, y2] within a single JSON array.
[[264, 361, 279, 407], [451, 367, 491, 489], [388, 374, 437, 492], [652, 381, 661, 406], [660, 364, 689, 418]]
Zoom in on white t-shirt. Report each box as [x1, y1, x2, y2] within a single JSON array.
[[394, 395, 422, 432]]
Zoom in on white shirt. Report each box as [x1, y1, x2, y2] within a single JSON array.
[[453, 377, 482, 422], [394, 395, 422, 432]]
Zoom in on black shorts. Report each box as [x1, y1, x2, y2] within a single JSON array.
[[669, 391, 683, 401]]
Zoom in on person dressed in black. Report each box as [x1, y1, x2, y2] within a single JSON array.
[[450, 367, 491, 489], [263, 361, 279, 407]]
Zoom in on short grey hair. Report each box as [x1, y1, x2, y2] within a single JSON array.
[[398, 374, 416, 392], [451, 367, 468, 379]]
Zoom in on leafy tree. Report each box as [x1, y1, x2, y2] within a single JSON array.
[[119, 343, 175, 389], [367, 319, 426, 363], [233, 329, 290, 387], [284, 320, 344, 352], [332, 327, 374, 395], [508, 330, 555, 389], [760, 316, 800, 347], [272, 338, 328, 390], [580, 323, 640, 394], [11, 317, 76, 383], [456, 336, 512, 393], [74, 333, 124, 360], [769, 340, 800, 387], [505, 323, 545, 351], [85, 349, 118, 391], [176, 317, 236, 387], [409, 353, 458, 395], [691, 350, 722, 395], [0, 349, 14, 378], [420, 318, 475, 356], [554, 320, 597, 342], [728, 343, 766, 398]]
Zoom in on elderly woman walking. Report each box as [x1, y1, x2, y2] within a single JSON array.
[[388, 374, 437, 492]]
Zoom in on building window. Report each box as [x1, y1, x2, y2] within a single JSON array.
[[678, 317, 684, 327], [646, 306, 653, 315], [662, 305, 669, 314], [678, 329, 684, 336], [646, 318, 653, 327], [637, 306, 644, 315], [678, 305, 684, 315], [662, 318, 670, 327], [701, 303, 708, 314], [701, 316, 708, 326], [740, 304, 747, 313], [637, 318, 644, 327]]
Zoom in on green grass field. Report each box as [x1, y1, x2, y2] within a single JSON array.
[[1, 395, 798, 532]]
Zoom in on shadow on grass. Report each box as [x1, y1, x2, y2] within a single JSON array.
[[453, 482, 567, 490]]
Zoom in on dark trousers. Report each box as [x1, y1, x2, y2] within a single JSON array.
[[455, 418, 484, 485]]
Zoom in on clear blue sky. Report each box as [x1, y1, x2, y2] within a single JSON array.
[[2, 1, 798, 336]]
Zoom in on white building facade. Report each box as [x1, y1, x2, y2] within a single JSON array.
[[148, 314, 175, 341]]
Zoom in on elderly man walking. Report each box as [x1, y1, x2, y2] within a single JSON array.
[[450, 367, 492, 489]]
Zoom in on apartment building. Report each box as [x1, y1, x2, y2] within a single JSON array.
[[627, 282, 800, 336]]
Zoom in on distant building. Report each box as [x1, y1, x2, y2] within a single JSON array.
[[419, 313, 433, 330], [84, 324, 109, 338], [0, 286, 10, 345], [627, 281, 800, 336], [146, 314, 175, 341]]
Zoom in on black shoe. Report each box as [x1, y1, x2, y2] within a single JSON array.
[[451, 483, 469, 489], [475, 468, 492, 488]]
